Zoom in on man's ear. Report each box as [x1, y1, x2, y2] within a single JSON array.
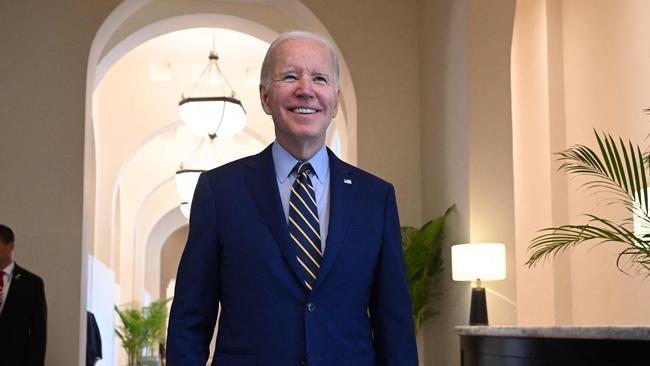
[[259, 84, 272, 115], [331, 88, 341, 118]]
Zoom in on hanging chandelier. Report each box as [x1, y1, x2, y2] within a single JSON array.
[[175, 167, 205, 219], [174, 134, 219, 219], [179, 202, 191, 219], [178, 37, 247, 139], [175, 168, 205, 203]]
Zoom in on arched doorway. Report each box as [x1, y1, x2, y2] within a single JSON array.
[[85, 2, 357, 365]]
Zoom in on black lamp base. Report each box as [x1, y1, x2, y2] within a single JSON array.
[[469, 286, 488, 325]]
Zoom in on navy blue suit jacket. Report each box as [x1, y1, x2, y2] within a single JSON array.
[[167, 145, 417, 366]]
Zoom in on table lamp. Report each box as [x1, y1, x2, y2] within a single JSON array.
[[451, 243, 506, 326]]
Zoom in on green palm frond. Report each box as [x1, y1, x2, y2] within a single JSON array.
[[115, 305, 148, 365], [115, 298, 172, 364], [527, 215, 650, 275], [144, 298, 171, 351], [528, 129, 650, 276], [556, 130, 648, 214], [401, 205, 454, 332]]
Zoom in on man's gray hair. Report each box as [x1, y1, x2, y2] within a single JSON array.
[[260, 31, 340, 91]]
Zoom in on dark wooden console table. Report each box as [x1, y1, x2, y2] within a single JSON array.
[[456, 326, 650, 366]]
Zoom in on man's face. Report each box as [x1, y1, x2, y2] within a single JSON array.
[[260, 38, 340, 146], [0, 240, 14, 264]]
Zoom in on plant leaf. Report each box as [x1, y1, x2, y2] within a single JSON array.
[[402, 205, 454, 332], [528, 129, 650, 277]]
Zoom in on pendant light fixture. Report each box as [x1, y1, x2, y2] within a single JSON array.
[[178, 31, 246, 139], [174, 134, 217, 219], [179, 202, 192, 219], [175, 165, 206, 220], [175, 167, 205, 204]]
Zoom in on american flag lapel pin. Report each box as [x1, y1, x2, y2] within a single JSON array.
[[343, 178, 352, 185]]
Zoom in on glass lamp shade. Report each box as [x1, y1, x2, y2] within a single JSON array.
[[175, 169, 204, 203], [451, 243, 506, 281], [180, 202, 191, 219], [178, 96, 246, 138]]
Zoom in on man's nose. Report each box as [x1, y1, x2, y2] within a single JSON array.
[[294, 78, 315, 97]]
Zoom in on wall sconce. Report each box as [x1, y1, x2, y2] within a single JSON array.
[[451, 243, 506, 325]]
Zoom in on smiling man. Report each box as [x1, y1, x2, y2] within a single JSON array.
[[167, 31, 418, 366]]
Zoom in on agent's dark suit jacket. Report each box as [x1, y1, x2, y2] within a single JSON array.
[[167, 145, 417, 366], [86, 311, 102, 366], [0, 263, 47, 366]]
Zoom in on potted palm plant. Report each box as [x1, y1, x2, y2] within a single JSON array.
[[401, 205, 454, 331], [527, 129, 650, 275], [115, 305, 148, 366], [142, 299, 170, 365], [115, 298, 170, 366]]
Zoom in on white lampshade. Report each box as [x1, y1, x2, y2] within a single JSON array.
[[179, 202, 191, 219], [178, 96, 247, 138], [451, 243, 506, 281], [175, 169, 204, 203]]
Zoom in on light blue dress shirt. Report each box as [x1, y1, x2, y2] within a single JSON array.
[[272, 141, 330, 252]]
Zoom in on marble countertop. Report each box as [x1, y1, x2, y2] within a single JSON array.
[[455, 326, 650, 340]]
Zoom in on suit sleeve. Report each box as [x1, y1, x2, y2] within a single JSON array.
[[167, 173, 220, 366], [369, 184, 418, 366], [28, 276, 47, 366]]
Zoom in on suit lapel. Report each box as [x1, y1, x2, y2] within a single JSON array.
[[313, 150, 354, 292], [243, 145, 304, 285]]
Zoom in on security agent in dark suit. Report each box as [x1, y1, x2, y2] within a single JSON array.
[[167, 31, 418, 366], [86, 311, 102, 366], [0, 224, 47, 366]]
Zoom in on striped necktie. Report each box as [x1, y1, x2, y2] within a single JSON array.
[[289, 162, 322, 291]]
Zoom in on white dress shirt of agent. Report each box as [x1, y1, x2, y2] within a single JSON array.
[[166, 31, 418, 366], [0, 224, 47, 366]]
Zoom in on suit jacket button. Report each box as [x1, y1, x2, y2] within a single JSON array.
[[307, 303, 316, 312]]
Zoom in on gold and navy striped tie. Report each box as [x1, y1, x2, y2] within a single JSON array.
[[289, 162, 322, 291]]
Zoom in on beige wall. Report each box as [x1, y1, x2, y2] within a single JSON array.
[[0, 2, 121, 365], [512, 0, 650, 327], [466, 0, 517, 327], [420, 1, 517, 365], [419, 2, 471, 365], [512, 0, 560, 325], [301, 0, 423, 227], [561, 0, 650, 324], [512, 0, 575, 326]]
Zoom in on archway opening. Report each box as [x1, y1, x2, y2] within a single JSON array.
[[85, 4, 357, 365]]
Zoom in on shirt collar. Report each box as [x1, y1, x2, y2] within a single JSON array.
[[2, 261, 14, 276], [272, 141, 329, 184]]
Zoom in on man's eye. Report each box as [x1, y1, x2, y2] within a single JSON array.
[[282, 74, 298, 81], [314, 76, 328, 83]]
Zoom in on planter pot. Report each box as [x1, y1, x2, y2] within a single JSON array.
[[141, 356, 161, 366]]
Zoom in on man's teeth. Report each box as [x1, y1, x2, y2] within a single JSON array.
[[292, 107, 317, 114]]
